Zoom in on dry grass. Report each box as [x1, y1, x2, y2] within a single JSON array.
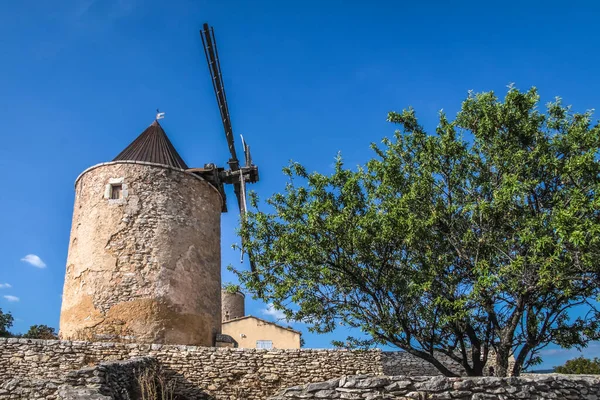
[[136, 367, 176, 400]]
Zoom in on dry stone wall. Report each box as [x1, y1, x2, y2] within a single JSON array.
[[381, 352, 464, 377], [57, 357, 156, 400], [0, 338, 382, 399], [0, 377, 60, 399], [0, 338, 500, 400], [270, 374, 600, 399]]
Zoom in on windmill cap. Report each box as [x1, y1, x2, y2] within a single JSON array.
[[113, 120, 188, 169]]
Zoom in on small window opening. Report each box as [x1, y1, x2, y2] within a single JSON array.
[[110, 184, 123, 200], [256, 340, 273, 349]]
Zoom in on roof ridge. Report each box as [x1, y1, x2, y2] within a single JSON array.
[[222, 314, 302, 335]]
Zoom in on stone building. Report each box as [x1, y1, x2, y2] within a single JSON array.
[[222, 315, 302, 349], [59, 120, 223, 346], [220, 289, 302, 349], [221, 289, 245, 322]]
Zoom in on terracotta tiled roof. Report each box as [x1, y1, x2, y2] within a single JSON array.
[[113, 120, 188, 169]]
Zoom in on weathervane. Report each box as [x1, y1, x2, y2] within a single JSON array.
[[156, 109, 165, 120]]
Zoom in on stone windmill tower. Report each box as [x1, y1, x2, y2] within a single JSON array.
[[59, 24, 259, 346]]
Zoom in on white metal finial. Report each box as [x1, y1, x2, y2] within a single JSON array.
[[156, 109, 165, 120]]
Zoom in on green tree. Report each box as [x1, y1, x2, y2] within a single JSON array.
[[555, 357, 600, 374], [0, 308, 13, 338], [23, 325, 58, 339], [234, 87, 600, 377], [223, 282, 242, 294]]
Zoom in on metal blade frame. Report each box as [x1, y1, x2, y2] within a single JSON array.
[[199, 23, 260, 273], [200, 23, 239, 170]]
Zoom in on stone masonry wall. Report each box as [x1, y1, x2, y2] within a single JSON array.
[[0, 338, 531, 399], [270, 374, 600, 399], [221, 290, 245, 322], [0, 378, 60, 400], [0, 338, 383, 399], [60, 162, 223, 346], [57, 357, 157, 400], [381, 351, 465, 377]]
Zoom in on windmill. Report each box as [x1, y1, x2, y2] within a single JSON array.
[[186, 23, 260, 270]]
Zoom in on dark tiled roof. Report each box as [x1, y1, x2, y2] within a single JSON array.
[[216, 333, 237, 343], [113, 120, 188, 169]]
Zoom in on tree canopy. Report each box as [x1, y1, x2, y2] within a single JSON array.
[[0, 308, 13, 338], [234, 86, 600, 377], [223, 283, 243, 295], [23, 324, 58, 340], [555, 357, 600, 374]]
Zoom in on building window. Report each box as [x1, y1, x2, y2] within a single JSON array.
[[110, 184, 122, 199], [104, 178, 127, 203], [256, 340, 273, 349]]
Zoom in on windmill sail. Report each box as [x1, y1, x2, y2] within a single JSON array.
[[200, 23, 260, 273]]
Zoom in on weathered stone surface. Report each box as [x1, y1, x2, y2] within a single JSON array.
[[59, 162, 223, 346], [313, 389, 339, 398], [381, 351, 514, 377], [221, 289, 245, 322], [271, 374, 600, 400], [385, 379, 413, 391], [0, 339, 382, 399], [414, 376, 451, 391], [307, 379, 340, 392], [57, 387, 112, 400], [54, 357, 157, 399], [3, 338, 599, 400]]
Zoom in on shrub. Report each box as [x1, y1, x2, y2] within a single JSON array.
[[555, 357, 600, 374]]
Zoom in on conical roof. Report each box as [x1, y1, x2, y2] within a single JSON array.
[[113, 120, 188, 169]]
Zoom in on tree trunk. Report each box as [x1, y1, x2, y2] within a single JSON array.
[[465, 363, 484, 376], [400, 347, 461, 377], [429, 357, 462, 378], [495, 345, 511, 377], [511, 343, 532, 377], [469, 344, 485, 377]]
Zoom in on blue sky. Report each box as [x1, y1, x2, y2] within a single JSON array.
[[1, 0, 599, 370]]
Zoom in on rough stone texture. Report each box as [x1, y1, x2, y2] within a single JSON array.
[[0, 378, 61, 399], [59, 161, 223, 346], [270, 374, 600, 399], [57, 357, 157, 400], [382, 351, 514, 378], [221, 290, 245, 322], [0, 339, 380, 399], [381, 352, 464, 377], [0, 338, 511, 400]]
